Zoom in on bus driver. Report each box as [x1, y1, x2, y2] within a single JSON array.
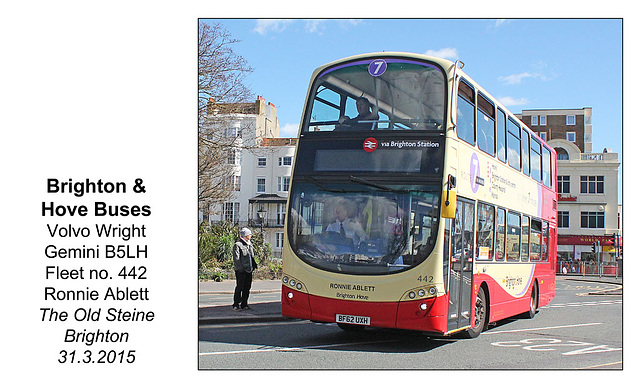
[[325, 203, 366, 246]]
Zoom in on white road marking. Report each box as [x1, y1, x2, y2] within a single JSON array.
[[199, 339, 399, 356], [483, 322, 602, 335], [543, 299, 622, 308]]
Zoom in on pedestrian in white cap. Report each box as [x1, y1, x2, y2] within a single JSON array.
[[232, 227, 258, 311]]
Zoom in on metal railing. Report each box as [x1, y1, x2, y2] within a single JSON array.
[[557, 261, 622, 278]]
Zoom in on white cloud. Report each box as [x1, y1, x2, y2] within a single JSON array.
[[279, 123, 300, 138], [304, 19, 325, 34], [498, 96, 530, 107], [424, 48, 459, 61], [253, 19, 294, 35], [254, 19, 361, 36], [494, 19, 512, 28], [338, 19, 363, 28], [499, 72, 550, 85], [499, 72, 535, 85]]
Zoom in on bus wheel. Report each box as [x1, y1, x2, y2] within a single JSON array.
[[461, 287, 487, 339], [337, 323, 365, 332], [522, 282, 538, 319]]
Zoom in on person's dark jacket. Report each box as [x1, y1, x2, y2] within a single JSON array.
[[233, 238, 257, 273]]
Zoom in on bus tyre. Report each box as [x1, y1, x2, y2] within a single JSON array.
[[337, 323, 365, 332], [461, 287, 487, 339], [522, 282, 538, 319]]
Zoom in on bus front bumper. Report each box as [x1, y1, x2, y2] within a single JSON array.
[[281, 285, 448, 333]]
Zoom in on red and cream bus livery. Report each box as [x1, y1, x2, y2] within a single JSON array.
[[282, 53, 557, 338]]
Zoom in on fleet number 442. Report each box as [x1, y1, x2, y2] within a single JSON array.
[[417, 275, 434, 283]]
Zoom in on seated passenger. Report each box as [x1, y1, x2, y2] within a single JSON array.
[[336, 97, 379, 130]]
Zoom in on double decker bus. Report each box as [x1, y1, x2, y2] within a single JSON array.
[[281, 52, 557, 338]]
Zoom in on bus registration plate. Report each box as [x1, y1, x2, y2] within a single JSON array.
[[336, 314, 370, 325]]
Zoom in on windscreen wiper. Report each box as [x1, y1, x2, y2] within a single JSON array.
[[305, 176, 345, 193], [348, 176, 408, 193]]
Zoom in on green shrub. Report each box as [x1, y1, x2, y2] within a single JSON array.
[[198, 221, 276, 280]]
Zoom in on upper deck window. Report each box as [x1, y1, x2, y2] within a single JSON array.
[[477, 92, 496, 156], [303, 59, 446, 132], [507, 118, 521, 171], [456, 79, 475, 146]]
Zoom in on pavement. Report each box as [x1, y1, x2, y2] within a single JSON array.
[[198, 275, 622, 325], [198, 279, 285, 325]]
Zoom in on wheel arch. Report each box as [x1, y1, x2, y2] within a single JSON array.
[[478, 281, 490, 329]]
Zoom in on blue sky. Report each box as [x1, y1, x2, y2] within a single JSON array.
[[205, 19, 622, 158]]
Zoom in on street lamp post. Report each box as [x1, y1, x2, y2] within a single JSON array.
[[257, 208, 266, 235]]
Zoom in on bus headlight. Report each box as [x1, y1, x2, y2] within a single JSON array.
[[402, 285, 438, 301], [282, 274, 307, 293]]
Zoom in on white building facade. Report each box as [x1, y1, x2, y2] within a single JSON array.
[[518, 107, 621, 265], [200, 96, 297, 257], [549, 138, 620, 263]]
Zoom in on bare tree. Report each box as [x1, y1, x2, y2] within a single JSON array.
[[198, 21, 254, 217], [198, 22, 253, 122]]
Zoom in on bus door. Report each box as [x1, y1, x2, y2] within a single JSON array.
[[447, 197, 475, 332]]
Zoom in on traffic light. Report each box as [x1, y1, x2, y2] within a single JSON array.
[[591, 243, 597, 253], [609, 234, 617, 245]]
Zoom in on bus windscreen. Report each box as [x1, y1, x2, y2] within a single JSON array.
[[303, 59, 446, 132]]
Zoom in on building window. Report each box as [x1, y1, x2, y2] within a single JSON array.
[[277, 176, 290, 192], [539, 115, 547, 126], [566, 132, 576, 142], [531, 116, 538, 126], [555, 147, 569, 160], [277, 203, 286, 225], [279, 156, 293, 166], [227, 150, 237, 164], [226, 127, 240, 137], [580, 176, 604, 194], [581, 211, 604, 229], [225, 175, 241, 191], [539, 132, 547, 141], [257, 178, 266, 193], [558, 175, 570, 194], [275, 232, 284, 249], [257, 157, 267, 167], [558, 211, 570, 228], [223, 202, 240, 223], [566, 115, 576, 125]]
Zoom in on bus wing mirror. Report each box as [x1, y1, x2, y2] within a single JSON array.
[[441, 174, 457, 219]]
